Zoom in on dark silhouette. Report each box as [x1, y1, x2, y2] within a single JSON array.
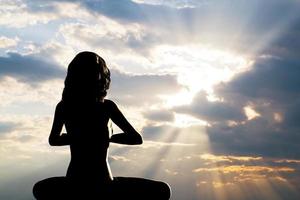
[[33, 51, 171, 199]]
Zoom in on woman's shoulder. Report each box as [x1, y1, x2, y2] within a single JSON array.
[[55, 101, 64, 112], [103, 99, 120, 110], [56, 100, 64, 107], [104, 99, 117, 106]]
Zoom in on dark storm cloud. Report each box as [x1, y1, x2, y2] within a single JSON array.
[[205, 55, 300, 159], [216, 56, 300, 128], [207, 117, 300, 159], [0, 52, 65, 85], [216, 57, 300, 101]]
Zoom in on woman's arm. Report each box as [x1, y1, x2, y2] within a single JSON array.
[[48, 102, 70, 146], [108, 100, 143, 145]]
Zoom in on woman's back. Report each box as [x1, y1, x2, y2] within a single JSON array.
[[61, 100, 114, 183]]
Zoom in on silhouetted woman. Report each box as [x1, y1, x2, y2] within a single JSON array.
[[33, 51, 171, 199]]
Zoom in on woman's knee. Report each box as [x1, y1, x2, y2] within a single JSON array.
[[32, 180, 45, 199], [158, 181, 171, 199], [32, 177, 68, 199]]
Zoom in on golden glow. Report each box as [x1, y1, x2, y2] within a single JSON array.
[[161, 90, 194, 107], [244, 106, 261, 120], [273, 112, 283, 123], [200, 153, 263, 163], [274, 159, 300, 164], [0, 36, 18, 48], [193, 165, 295, 174], [192, 152, 300, 200]]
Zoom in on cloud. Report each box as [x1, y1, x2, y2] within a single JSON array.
[[26, 0, 193, 25], [199, 153, 263, 163], [109, 155, 131, 162], [0, 0, 59, 28], [63, 0, 180, 25], [162, 6, 300, 159], [0, 36, 19, 48], [193, 165, 295, 174], [0, 77, 63, 109], [189, 154, 300, 199], [0, 1, 96, 28], [132, 0, 207, 9], [70, 0, 300, 52], [141, 124, 171, 140], [58, 20, 161, 57], [0, 52, 65, 85], [202, 54, 300, 159], [175, 91, 246, 123], [143, 109, 174, 123], [208, 116, 300, 158], [216, 57, 300, 102], [140, 123, 207, 150], [109, 69, 183, 106], [81, 0, 149, 22], [169, 18, 300, 159], [218, 57, 300, 124], [0, 121, 20, 136], [5, 0, 300, 54]]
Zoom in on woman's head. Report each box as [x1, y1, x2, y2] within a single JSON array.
[[62, 51, 111, 102]]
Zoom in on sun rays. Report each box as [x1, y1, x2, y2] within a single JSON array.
[[151, 44, 254, 111], [109, 31, 299, 199], [191, 154, 299, 200]]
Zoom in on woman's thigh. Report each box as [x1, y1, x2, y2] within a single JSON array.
[[33, 177, 72, 200], [110, 177, 171, 200]]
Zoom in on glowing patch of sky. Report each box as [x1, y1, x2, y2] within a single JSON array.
[[151, 44, 253, 106]]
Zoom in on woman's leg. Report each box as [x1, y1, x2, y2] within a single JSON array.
[[110, 177, 171, 200], [33, 177, 71, 200]]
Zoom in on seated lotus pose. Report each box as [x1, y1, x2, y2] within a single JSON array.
[[33, 51, 171, 199]]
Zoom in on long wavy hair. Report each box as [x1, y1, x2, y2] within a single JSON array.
[[62, 51, 111, 103]]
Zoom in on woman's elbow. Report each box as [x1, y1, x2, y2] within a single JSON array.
[[130, 133, 143, 145], [48, 137, 56, 146], [136, 134, 143, 145], [49, 134, 70, 146], [48, 135, 60, 146]]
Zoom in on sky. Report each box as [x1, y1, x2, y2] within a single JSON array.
[[1, 0, 300, 199]]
